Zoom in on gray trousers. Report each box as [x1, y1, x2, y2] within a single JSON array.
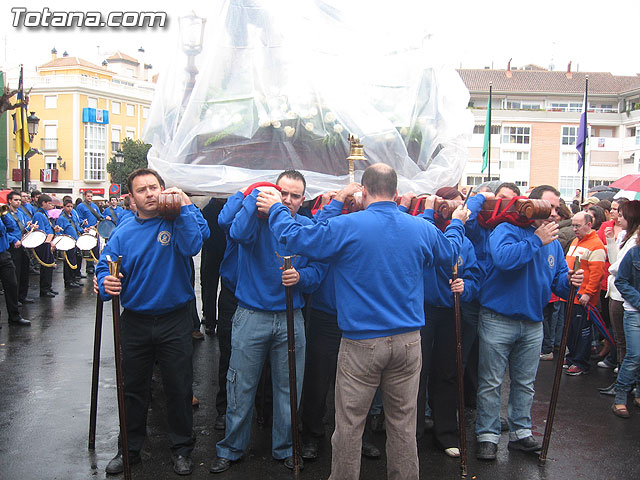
[[330, 330, 421, 480]]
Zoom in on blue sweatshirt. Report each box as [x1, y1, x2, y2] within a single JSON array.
[[268, 200, 465, 339], [230, 190, 327, 312], [464, 193, 492, 279], [217, 192, 244, 290], [105, 205, 124, 224], [420, 210, 481, 307], [56, 212, 82, 239], [0, 217, 12, 253], [32, 208, 54, 235], [480, 222, 570, 322], [96, 205, 210, 314], [4, 211, 25, 245], [76, 201, 103, 227]]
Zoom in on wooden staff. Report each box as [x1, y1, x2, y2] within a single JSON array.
[[283, 255, 301, 476], [108, 255, 131, 480], [452, 263, 468, 478], [539, 257, 580, 466], [88, 295, 104, 450]]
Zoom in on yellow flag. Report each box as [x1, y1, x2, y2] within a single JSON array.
[[13, 105, 31, 156]]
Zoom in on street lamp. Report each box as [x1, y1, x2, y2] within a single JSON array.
[[179, 12, 206, 110], [22, 111, 40, 192], [115, 149, 124, 163], [57, 155, 66, 170], [26, 111, 40, 142]]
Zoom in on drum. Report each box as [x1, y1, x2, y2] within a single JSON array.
[[97, 219, 116, 239], [21, 230, 47, 249], [157, 193, 182, 220], [76, 232, 98, 251], [52, 234, 77, 252]]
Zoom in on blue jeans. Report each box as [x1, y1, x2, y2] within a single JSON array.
[[615, 310, 640, 405], [216, 306, 305, 460], [476, 307, 543, 444]]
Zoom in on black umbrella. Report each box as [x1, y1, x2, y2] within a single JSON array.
[[588, 185, 617, 193], [591, 191, 616, 201]]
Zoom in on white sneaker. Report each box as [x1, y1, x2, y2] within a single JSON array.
[[444, 448, 460, 458], [614, 367, 619, 374], [540, 352, 554, 361]]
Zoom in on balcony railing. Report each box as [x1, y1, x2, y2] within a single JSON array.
[[41, 138, 58, 151]]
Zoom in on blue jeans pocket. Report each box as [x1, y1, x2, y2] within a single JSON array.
[[227, 368, 237, 410], [340, 338, 374, 377]]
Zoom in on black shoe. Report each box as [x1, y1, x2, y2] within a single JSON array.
[[500, 417, 509, 432], [9, 317, 31, 326], [214, 414, 226, 431], [600, 385, 616, 396], [205, 326, 216, 335], [172, 454, 193, 475], [20, 297, 35, 304], [301, 441, 318, 460], [105, 451, 141, 474], [283, 456, 304, 471], [508, 436, 541, 452], [477, 441, 497, 460], [362, 441, 380, 459], [65, 283, 80, 289], [72, 281, 84, 287], [209, 457, 232, 474], [49, 289, 59, 295], [40, 291, 56, 298], [599, 381, 617, 392], [78, 273, 88, 279]]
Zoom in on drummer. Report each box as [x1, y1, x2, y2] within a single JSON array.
[[76, 190, 112, 275], [32, 194, 62, 298], [105, 196, 124, 225], [5, 191, 34, 305], [56, 199, 85, 289]]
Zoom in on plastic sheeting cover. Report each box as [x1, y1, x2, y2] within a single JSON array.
[[143, 0, 473, 198]]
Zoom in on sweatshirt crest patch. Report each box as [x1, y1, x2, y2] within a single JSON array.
[[548, 254, 555, 268], [157, 231, 171, 246]]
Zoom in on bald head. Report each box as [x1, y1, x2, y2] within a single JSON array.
[[361, 164, 397, 199], [571, 211, 593, 240]]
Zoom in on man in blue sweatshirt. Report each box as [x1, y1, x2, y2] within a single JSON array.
[[256, 164, 469, 480], [475, 184, 582, 461], [210, 171, 327, 474], [96, 168, 209, 476]]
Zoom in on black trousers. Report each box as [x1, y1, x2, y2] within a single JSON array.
[[201, 248, 224, 330], [418, 305, 459, 449], [301, 308, 341, 439], [62, 248, 78, 285], [35, 243, 54, 294], [120, 305, 195, 455], [0, 250, 21, 322], [215, 284, 238, 416], [9, 246, 30, 301]]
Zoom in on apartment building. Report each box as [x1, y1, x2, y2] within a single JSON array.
[[5, 48, 155, 197], [458, 64, 640, 199]]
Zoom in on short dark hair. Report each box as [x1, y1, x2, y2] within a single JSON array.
[[496, 182, 521, 196], [587, 205, 606, 230], [83, 190, 92, 197], [596, 199, 611, 212], [529, 185, 561, 200], [37, 194, 52, 206], [62, 195, 72, 203], [7, 191, 20, 202], [110, 195, 118, 201], [361, 164, 397, 198], [123, 196, 131, 208], [127, 168, 166, 193], [31, 189, 41, 199], [63, 199, 73, 206], [276, 170, 306, 192]]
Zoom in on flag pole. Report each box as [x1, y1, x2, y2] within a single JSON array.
[[580, 76, 589, 203], [487, 83, 492, 179], [19, 65, 28, 193]]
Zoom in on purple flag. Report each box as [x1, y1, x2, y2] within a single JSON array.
[[576, 88, 587, 172]]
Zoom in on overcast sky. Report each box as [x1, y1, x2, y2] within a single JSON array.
[[1, 0, 638, 82]]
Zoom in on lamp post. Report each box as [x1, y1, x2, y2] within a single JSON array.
[[179, 13, 206, 110], [115, 149, 124, 163], [57, 155, 66, 170], [22, 111, 40, 192]]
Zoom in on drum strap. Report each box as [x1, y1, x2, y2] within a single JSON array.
[[84, 201, 104, 222], [108, 207, 118, 225], [63, 212, 82, 236], [19, 205, 32, 220], [9, 212, 26, 234]]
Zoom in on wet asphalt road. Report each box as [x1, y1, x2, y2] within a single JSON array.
[[1, 261, 639, 480]]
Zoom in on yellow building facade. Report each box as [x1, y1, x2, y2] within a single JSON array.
[[7, 49, 155, 197]]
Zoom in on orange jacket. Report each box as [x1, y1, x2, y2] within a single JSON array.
[[565, 230, 606, 306]]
